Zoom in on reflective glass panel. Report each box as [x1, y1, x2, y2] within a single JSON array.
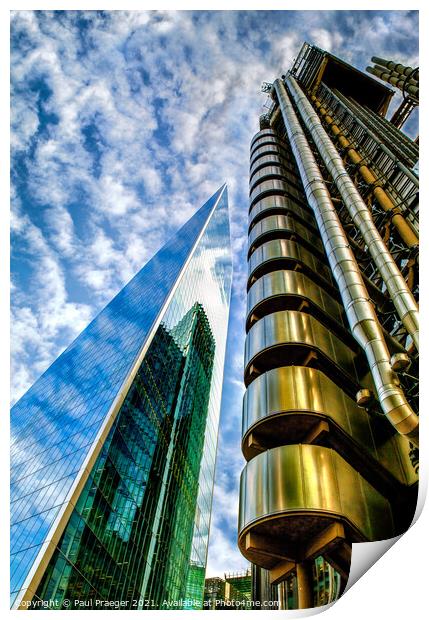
[[11, 186, 232, 610]]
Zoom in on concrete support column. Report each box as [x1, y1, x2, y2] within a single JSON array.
[[296, 561, 314, 609]]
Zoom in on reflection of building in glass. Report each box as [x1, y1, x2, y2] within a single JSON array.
[[203, 569, 252, 610], [239, 43, 419, 609], [252, 557, 339, 610], [276, 556, 340, 609], [184, 562, 208, 610], [251, 565, 278, 609], [11, 185, 232, 610], [312, 556, 341, 608]]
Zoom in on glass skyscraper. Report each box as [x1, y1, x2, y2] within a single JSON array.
[[11, 185, 232, 610]]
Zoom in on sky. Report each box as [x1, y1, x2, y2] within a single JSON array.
[[10, 9, 419, 579]]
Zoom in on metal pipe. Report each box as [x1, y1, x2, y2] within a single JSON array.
[[269, 104, 281, 127], [367, 66, 419, 100], [356, 97, 419, 158], [389, 98, 418, 132], [285, 75, 419, 352], [273, 77, 419, 447], [371, 56, 418, 80], [310, 95, 419, 249], [323, 86, 419, 187], [335, 91, 418, 166], [373, 64, 419, 88]]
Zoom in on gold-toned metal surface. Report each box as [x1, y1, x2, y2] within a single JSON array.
[[245, 53, 419, 599], [249, 195, 315, 233], [247, 239, 334, 293], [296, 561, 318, 609], [249, 165, 301, 195], [246, 270, 345, 333], [356, 388, 373, 407], [241, 365, 418, 488], [244, 310, 361, 390], [242, 366, 371, 449], [250, 154, 299, 181], [375, 424, 419, 487], [390, 352, 411, 372], [286, 76, 419, 354], [311, 95, 419, 249], [249, 178, 305, 209], [248, 214, 324, 258], [367, 64, 419, 100], [238, 444, 395, 568], [275, 77, 419, 446]]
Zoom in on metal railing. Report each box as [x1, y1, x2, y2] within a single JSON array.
[[317, 83, 419, 236]]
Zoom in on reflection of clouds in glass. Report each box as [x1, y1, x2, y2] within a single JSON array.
[[164, 191, 232, 580], [28, 189, 231, 608], [10, 187, 228, 605]]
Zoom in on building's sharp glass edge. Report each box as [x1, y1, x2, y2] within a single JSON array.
[[10, 185, 230, 609]]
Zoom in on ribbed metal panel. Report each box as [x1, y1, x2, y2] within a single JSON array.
[[246, 270, 345, 332], [249, 166, 302, 195], [250, 153, 299, 180], [249, 179, 307, 211], [250, 143, 294, 168], [241, 365, 417, 488]]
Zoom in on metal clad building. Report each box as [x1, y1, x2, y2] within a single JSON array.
[[238, 43, 419, 609]]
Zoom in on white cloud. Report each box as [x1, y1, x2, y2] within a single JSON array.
[[11, 211, 93, 402], [10, 8, 419, 579], [309, 27, 344, 52], [206, 524, 250, 578], [10, 94, 40, 151], [44, 205, 76, 257]]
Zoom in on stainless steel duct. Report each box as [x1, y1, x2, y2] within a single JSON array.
[[367, 66, 419, 100], [284, 74, 419, 352], [372, 64, 419, 88], [336, 92, 418, 165], [371, 56, 419, 80], [272, 78, 419, 448], [322, 86, 419, 187]]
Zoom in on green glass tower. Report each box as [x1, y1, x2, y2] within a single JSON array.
[[11, 185, 232, 610]]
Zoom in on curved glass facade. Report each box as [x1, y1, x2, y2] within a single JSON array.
[[11, 186, 232, 609]]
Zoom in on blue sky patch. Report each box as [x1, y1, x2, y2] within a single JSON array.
[[10, 9, 419, 577]]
